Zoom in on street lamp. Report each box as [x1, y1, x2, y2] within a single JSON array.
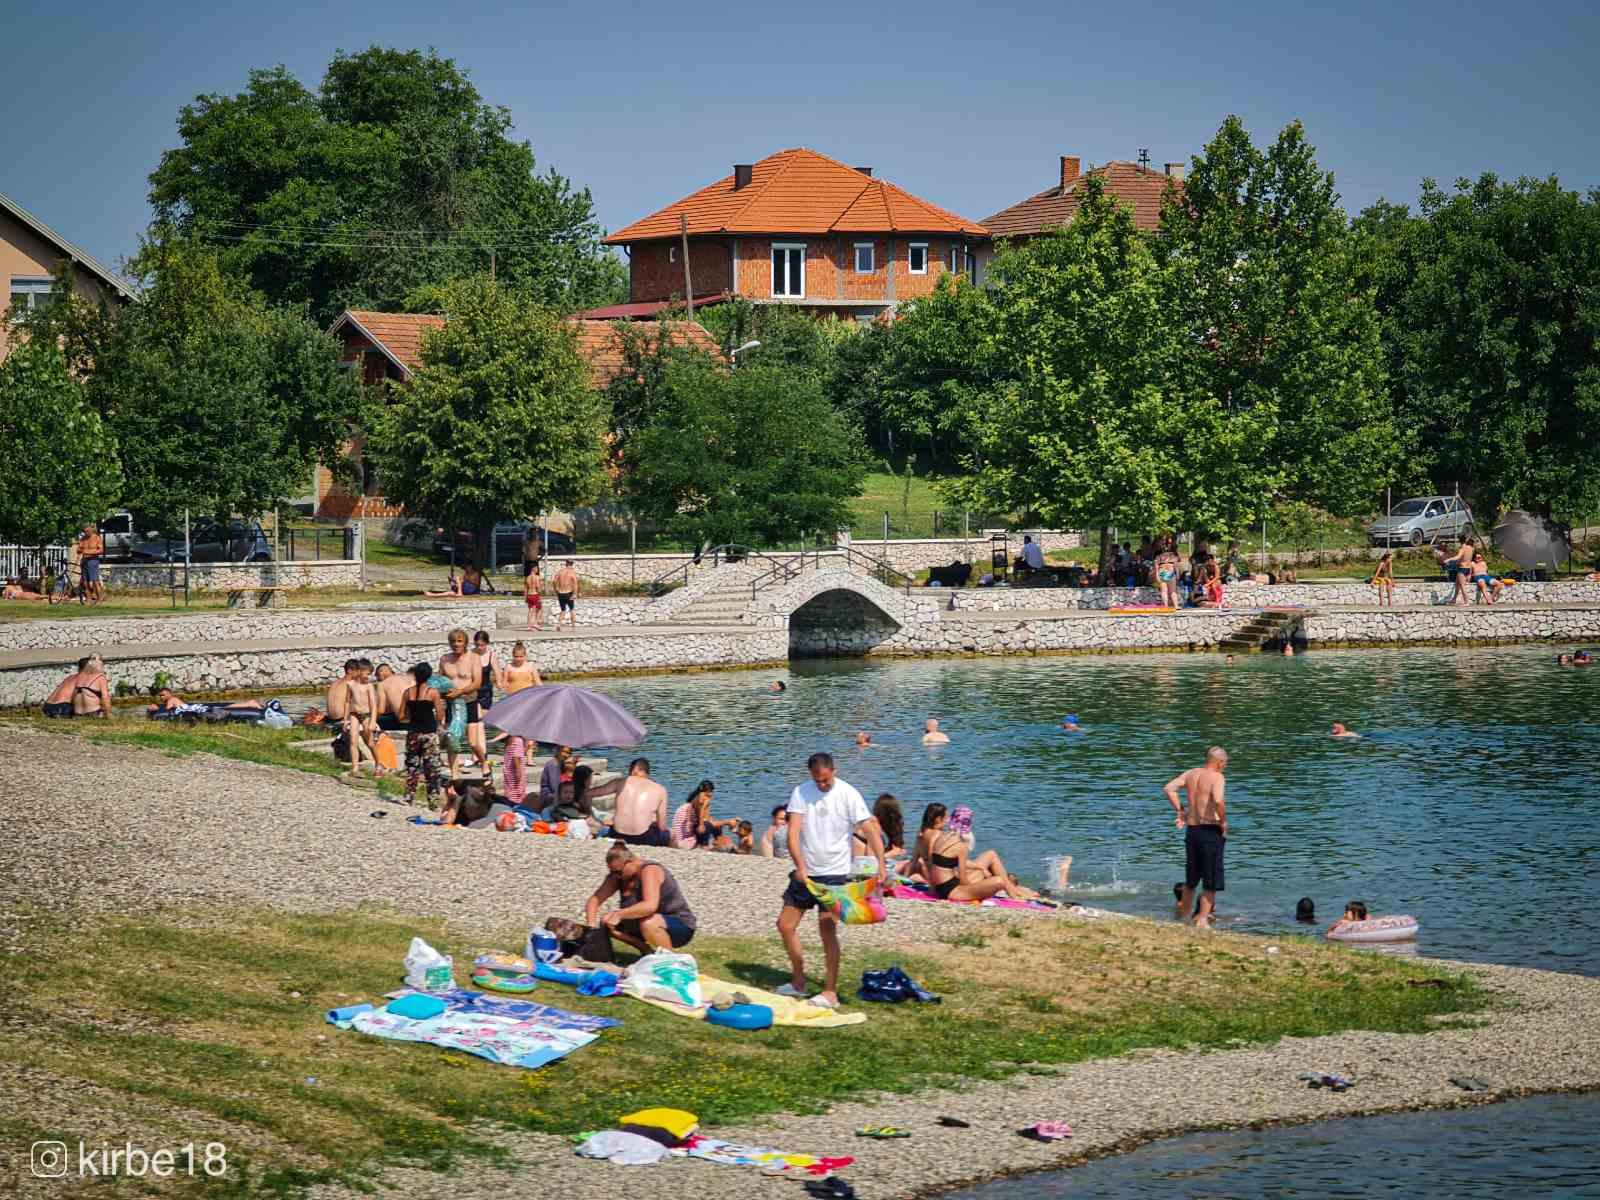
[[730, 339, 761, 368]]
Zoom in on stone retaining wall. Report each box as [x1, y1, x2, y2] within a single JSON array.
[[0, 604, 500, 653], [945, 579, 1600, 611], [104, 561, 364, 592], [1304, 607, 1600, 645], [790, 611, 1245, 657]]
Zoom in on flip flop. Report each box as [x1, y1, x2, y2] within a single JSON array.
[[807, 994, 840, 1010], [854, 1126, 910, 1139], [1018, 1121, 1073, 1142], [774, 982, 809, 999], [936, 1116, 972, 1128], [1450, 1077, 1492, 1092]]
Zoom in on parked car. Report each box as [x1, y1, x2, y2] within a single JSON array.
[[98, 510, 146, 561], [433, 523, 576, 564], [129, 520, 273, 563], [1365, 496, 1475, 547]]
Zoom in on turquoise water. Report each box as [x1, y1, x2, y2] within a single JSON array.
[[946, 1092, 1600, 1198], [581, 644, 1599, 974]]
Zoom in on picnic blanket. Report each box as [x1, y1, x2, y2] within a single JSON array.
[[385, 986, 621, 1032], [630, 973, 865, 1028], [328, 1003, 599, 1069]]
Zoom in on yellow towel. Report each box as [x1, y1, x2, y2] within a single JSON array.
[[631, 973, 866, 1028]]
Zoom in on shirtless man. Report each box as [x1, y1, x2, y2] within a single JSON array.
[[77, 522, 106, 602], [553, 560, 579, 630], [374, 663, 411, 732], [921, 718, 950, 745], [608, 758, 670, 846], [326, 659, 375, 775], [1163, 746, 1229, 929], [438, 629, 486, 780]]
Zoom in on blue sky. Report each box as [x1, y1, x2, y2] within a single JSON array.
[[6, 0, 1599, 274]]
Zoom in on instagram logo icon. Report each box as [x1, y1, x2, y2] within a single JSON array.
[[31, 1141, 69, 1178]]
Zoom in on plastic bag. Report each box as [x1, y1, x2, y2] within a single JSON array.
[[566, 818, 593, 840], [403, 936, 455, 993], [621, 950, 702, 1008], [442, 698, 467, 751]]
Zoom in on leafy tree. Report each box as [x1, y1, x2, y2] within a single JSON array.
[[368, 277, 608, 556], [146, 47, 624, 324], [602, 317, 724, 465], [1368, 175, 1600, 519], [1156, 117, 1399, 517], [696, 297, 841, 377], [4, 260, 121, 382], [623, 358, 867, 549], [89, 243, 365, 529], [0, 338, 122, 548], [946, 177, 1276, 567]]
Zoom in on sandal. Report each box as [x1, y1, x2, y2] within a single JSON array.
[[1018, 1121, 1073, 1142], [936, 1116, 971, 1128], [807, 994, 840, 1010], [855, 1126, 910, 1139], [774, 982, 809, 999]]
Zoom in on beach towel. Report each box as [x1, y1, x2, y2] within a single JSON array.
[[676, 1135, 854, 1175], [888, 883, 1058, 914], [804, 875, 886, 925], [384, 986, 621, 1032], [630, 973, 865, 1028], [329, 1005, 598, 1070]]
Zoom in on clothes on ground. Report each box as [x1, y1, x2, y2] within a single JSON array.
[[329, 1004, 598, 1069], [678, 1135, 854, 1176], [786, 778, 871, 876], [576, 1130, 668, 1166], [384, 986, 621, 1032], [629, 972, 866, 1028], [857, 966, 940, 1003]]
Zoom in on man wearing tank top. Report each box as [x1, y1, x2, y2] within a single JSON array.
[[586, 843, 697, 952]]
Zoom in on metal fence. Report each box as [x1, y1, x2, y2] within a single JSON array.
[[0, 544, 68, 582], [280, 525, 357, 561]]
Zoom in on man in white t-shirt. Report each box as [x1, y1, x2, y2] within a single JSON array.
[[776, 752, 884, 1009]]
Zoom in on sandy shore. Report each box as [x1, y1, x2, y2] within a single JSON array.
[[5, 728, 1599, 1200]]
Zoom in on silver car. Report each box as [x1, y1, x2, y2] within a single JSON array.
[[1366, 496, 1475, 547]]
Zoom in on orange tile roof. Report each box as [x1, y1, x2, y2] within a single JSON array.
[[330, 309, 721, 387], [982, 161, 1181, 238], [604, 148, 988, 243]]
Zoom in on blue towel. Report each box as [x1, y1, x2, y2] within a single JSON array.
[[325, 1003, 374, 1025], [577, 971, 621, 997], [385, 987, 621, 1031], [533, 961, 590, 986], [386, 994, 447, 1020]]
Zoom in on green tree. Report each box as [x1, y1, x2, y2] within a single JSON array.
[[146, 47, 624, 324], [1370, 174, 1600, 519], [368, 277, 608, 556], [1156, 117, 1399, 516], [4, 260, 122, 382], [602, 317, 724, 468], [0, 338, 122, 548], [623, 359, 867, 550], [697, 298, 841, 376], [89, 243, 365, 529]]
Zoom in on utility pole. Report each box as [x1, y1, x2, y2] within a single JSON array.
[[490, 248, 496, 283], [680, 214, 695, 319]]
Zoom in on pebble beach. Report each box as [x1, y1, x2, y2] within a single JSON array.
[[5, 727, 1599, 1200]]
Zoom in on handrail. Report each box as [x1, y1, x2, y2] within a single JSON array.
[[646, 543, 799, 598], [749, 544, 915, 601]]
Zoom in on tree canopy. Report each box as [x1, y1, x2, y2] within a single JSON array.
[[88, 244, 365, 529], [368, 277, 608, 549], [0, 337, 122, 547], [146, 47, 625, 324]]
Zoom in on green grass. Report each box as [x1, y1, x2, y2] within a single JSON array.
[[848, 470, 969, 541], [1, 905, 1486, 1196]]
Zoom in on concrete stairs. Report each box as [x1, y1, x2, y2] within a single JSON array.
[[1218, 609, 1313, 652], [658, 577, 757, 626]]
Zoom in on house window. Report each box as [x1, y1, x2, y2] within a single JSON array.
[[908, 243, 928, 274], [8, 276, 55, 312], [772, 243, 805, 297], [853, 242, 875, 273]]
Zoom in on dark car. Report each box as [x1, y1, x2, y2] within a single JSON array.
[[129, 520, 273, 564], [433, 523, 576, 564]]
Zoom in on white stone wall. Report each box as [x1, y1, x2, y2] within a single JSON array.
[[1304, 607, 1600, 645], [791, 611, 1245, 657], [945, 579, 1600, 611], [0, 604, 501, 653], [105, 561, 364, 592]]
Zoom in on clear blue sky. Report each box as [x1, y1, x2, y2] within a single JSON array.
[[6, 0, 1598, 274]]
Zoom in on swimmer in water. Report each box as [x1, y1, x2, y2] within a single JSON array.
[[771, 680, 787, 693], [1576, 651, 1594, 667], [1326, 899, 1368, 937], [1330, 722, 1360, 739], [1296, 897, 1316, 923], [1225, 654, 1235, 666], [1557, 653, 1575, 666], [855, 730, 875, 748], [921, 718, 950, 745], [1060, 714, 1082, 732], [1282, 643, 1295, 657], [1054, 856, 1073, 890]]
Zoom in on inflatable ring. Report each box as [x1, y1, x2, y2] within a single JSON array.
[[706, 1003, 774, 1030], [1327, 915, 1419, 944], [471, 965, 538, 993], [474, 952, 535, 974]]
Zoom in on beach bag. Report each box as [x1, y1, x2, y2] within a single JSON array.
[[262, 700, 292, 729], [805, 875, 887, 925], [402, 936, 455, 993], [374, 734, 399, 771], [621, 950, 703, 1008]]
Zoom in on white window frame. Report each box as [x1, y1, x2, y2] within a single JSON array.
[[908, 243, 928, 275], [772, 242, 806, 298], [669, 245, 676, 263], [8, 275, 54, 311], [853, 242, 875, 273]]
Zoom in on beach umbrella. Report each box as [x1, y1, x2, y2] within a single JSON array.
[[483, 684, 647, 748], [1491, 510, 1569, 570]]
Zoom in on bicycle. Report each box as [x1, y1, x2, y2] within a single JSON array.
[[45, 563, 101, 607]]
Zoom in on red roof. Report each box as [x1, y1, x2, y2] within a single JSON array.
[[604, 148, 988, 244], [574, 294, 727, 321], [328, 309, 722, 387], [982, 161, 1181, 238]]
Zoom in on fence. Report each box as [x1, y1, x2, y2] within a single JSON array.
[[280, 525, 357, 562], [0, 544, 68, 582]]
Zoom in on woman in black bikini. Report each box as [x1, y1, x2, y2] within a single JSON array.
[[911, 803, 1032, 902]]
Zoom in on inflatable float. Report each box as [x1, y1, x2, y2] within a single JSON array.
[[1327, 915, 1419, 943], [471, 952, 539, 993], [706, 1003, 774, 1031]]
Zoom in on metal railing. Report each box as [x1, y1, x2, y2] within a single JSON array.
[[646, 544, 799, 598], [282, 525, 357, 561], [751, 545, 915, 600]]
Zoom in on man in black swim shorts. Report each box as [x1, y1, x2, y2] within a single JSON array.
[[1162, 746, 1228, 928]]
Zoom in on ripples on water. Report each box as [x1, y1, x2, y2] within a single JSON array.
[[577, 645, 1598, 973], [946, 1092, 1600, 1199]]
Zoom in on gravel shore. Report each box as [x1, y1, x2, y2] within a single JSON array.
[[5, 728, 1599, 1200]]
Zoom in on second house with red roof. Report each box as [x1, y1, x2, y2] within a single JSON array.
[[598, 147, 990, 322]]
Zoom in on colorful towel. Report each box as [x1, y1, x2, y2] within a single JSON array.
[[804, 875, 887, 925], [385, 986, 620, 1032], [630, 973, 865, 1028], [676, 1135, 854, 1176], [331, 1005, 598, 1070]]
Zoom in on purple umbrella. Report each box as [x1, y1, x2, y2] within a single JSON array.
[[483, 685, 647, 748]]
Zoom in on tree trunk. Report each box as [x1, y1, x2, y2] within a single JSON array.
[[1097, 524, 1114, 581]]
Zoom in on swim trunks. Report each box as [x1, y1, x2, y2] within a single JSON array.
[[783, 871, 850, 912], [1184, 824, 1225, 892], [82, 557, 101, 584], [41, 702, 73, 718], [610, 827, 668, 847], [464, 701, 482, 725], [557, 592, 574, 612]]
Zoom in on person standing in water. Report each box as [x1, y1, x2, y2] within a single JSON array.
[[1162, 746, 1229, 929]]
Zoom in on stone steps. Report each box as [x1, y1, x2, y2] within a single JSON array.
[[1218, 609, 1311, 652]]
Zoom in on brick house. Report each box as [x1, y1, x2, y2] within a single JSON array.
[[1, 189, 135, 362], [597, 147, 989, 322], [315, 309, 720, 519], [976, 155, 1186, 277]]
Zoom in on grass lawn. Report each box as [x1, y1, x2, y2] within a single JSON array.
[[848, 471, 972, 541], [2, 904, 1484, 1196]]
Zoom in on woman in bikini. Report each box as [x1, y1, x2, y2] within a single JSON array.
[[912, 804, 1034, 902], [1372, 551, 1395, 606], [1153, 537, 1181, 608], [42, 656, 111, 718], [497, 641, 542, 806]]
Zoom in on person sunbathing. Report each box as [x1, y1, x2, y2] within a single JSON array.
[[2, 581, 46, 600], [911, 803, 1034, 902]]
